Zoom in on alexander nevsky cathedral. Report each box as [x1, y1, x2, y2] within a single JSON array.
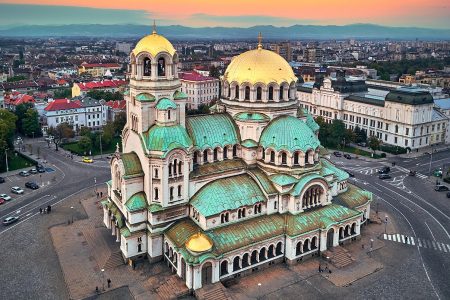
[[102, 27, 372, 290]]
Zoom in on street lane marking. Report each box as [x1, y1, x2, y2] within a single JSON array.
[[383, 234, 449, 254], [425, 221, 436, 241]]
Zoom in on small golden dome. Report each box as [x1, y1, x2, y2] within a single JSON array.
[[132, 32, 176, 58], [224, 48, 297, 86], [185, 233, 213, 253]]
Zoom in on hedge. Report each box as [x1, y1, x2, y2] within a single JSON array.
[[380, 145, 408, 155]]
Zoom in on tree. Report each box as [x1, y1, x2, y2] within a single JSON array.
[[53, 89, 72, 98], [112, 112, 126, 135], [315, 116, 331, 147], [354, 126, 367, 143], [78, 136, 92, 154], [48, 123, 74, 151], [368, 136, 381, 154], [209, 65, 221, 78], [15, 103, 34, 134], [79, 126, 92, 137], [328, 120, 346, 147], [0, 109, 17, 168], [101, 122, 115, 147], [22, 108, 41, 137]]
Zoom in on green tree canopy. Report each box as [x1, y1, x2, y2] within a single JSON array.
[[22, 108, 41, 137], [78, 136, 92, 154], [15, 102, 34, 134], [53, 89, 72, 98], [368, 136, 381, 152], [87, 90, 123, 101], [112, 112, 126, 135]]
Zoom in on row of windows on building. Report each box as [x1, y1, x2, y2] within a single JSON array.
[[153, 185, 183, 201], [220, 203, 263, 224], [229, 86, 293, 101]]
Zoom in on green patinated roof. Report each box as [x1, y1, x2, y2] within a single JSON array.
[[304, 109, 320, 132], [107, 201, 124, 228], [287, 204, 362, 237], [121, 152, 144, 177], [190, 174, 266, 217], [142, 125, 193, 153], [241, 139, 258, 148], [174, 90, 188, 100], [234, 112, 270, 123], [270, 173, 298, 186], [124, 90, 130, 96], [321, 159, 349, 182], [148, 203, 164, 213], [190, 159, 246, 179], [120, 227, 131, 238], [335, 183, 372, 209], [247, 168, 278, 195], [100, 199, 109, 206], [106, 180, 112, 187], [186, 114, 240, 150], [291, 174, 327, 196], [156, 98, 177, 110], [259, 115, 320, 152], [125, 192, 147, 212], [136, 93, 156, 102]]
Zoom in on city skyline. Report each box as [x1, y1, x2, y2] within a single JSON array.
[[0, 1, 449, 29]]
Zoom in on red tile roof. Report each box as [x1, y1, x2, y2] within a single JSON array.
[[80, 63, 121, 68], [179, 71, 217, 82], [44, 99, 82, 111], [4, 93, 36, 106], [75, 79, 127, 91], [105, 100, 126, 110]]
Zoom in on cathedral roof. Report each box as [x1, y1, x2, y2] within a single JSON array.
[[121, 152, 144, 177], [223, 48, 297, 86], [156, 98, 177, 110], [290, 174, 327, 196], [125, 192, 147, 212], [132, 32, 176, 58], [142, 124, 193, 154], [320, 159, 350, 182], [186, 114, 240, 150], [269, 174, 298, 186], [259, 115, 320, 152], [334, 183, 372, 209], [190, 174, 266, 217], [247, 168, 278, 195], [185, 233, 213, 253], [135, 93, 156, 102], [233, 112, 270, 123]]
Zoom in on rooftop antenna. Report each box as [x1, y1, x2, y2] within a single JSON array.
[[152, 20, 157, 34], [257, 32, 263, 50]]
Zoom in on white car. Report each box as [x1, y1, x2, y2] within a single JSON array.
[[11, 186, 24, 195], [0, 194, 12, 201]]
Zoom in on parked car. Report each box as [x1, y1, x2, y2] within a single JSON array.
[[357, 142, 367, 147], [0, 198, 5, 205], [25, 182, 39, 190], [434, 185, 449, 192], [0, 194, 12, 201], [29, 168, 38, 174], [333, 151, 342, 157], [378, 167, 391, 174], [11, 186, 24, 194], [379, 174, 392, 180], [82, 156, 93, 163], [19, 171, 30, 177], [343, 154, 351, 159], [37, 166, 45, 173], [0, 176, 5, 183], [3, 216, 19, 226]]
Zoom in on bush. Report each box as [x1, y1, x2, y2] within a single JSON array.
[[380, 145, 407, 155], [380, 153, 387, 158], [443, 177, 450, 184]]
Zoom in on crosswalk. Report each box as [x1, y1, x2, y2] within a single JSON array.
[[345, 165, 428, 180], [383, 233, 450, 253], [395, 166, 428, 179]]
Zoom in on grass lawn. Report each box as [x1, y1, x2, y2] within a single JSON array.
[[62, 137, 121, 156], [329, 146, 383, 159], [0, 151, 37, 173]]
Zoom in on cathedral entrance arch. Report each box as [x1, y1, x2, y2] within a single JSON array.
[[327, 228, 335, 249], [201, 262, 213, 286]]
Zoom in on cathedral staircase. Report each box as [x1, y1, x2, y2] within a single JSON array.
[[155, 275, 190, 300], [324, 246, 355, 268], [103, 251, 125, 269], [195, 282, 230, 300]]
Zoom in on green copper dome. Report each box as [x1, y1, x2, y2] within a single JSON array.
[[136, 93, 156, 102], [142, 124, 193, 154], [234, 112, 270, 123], [156, 98, 177, 110], [259, 115, 320, 152]]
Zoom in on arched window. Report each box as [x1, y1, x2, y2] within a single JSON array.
[[276, 242, 283, 255], [220, 260, 228, 276], [168, 163, 172, 176], [256, 87, 262, 100], [177, 185, 182, 197], [157, 57, 166, 76], [242, 253, 250, 267], [143, 57, 151, 76], [178, 161, 182, 174], [193, 152, 198, 165], [294, 152, 299, 165], [154, 168, 159, 178], [154, 188, 159, 200], [311, 236, 318, 249], [233, 256, 241, 271], [203, 149, 208, 163], [173, 159, 178, 175], [251, 250, 258, 264], [213, 148, 218, 161], [262, 149, 265, 160], [227, 85, 231, 98], [169, 187, 174, 200], [235, 86, 239, 99], [168, 110, 171, 120], [245, 86, 250, 100], [268, 245, 275, 258], [281, 152, 287, 165], [232, 145, 238, 158], [268, 86, 274, 100], [223, 146, 228, 159], [259, 248, 266, 261], [279, 86, 284, 100], [270, 151, 275, 163]]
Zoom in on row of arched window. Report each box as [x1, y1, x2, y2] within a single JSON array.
[[262, 148, 317, 167], [339, 223, 357, 239], [220, 203, 263, 224], [295, 236, 318, 256], [193, 145, 239, 165], [168, 159, 183, 177], [222, 82, 296, 102], [153, 185, 182, 201]]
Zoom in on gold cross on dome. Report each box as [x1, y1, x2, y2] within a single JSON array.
[[257, 32, 263, 49]]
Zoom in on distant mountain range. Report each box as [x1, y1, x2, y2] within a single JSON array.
[[0, 24, 449, 40]]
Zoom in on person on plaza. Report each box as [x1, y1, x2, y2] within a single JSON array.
[[96, 192, 99, 198], [39, 208, 42, 214], [107, 278, 111, 288], [100, 191, 103, 198]]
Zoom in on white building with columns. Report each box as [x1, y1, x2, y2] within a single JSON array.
[[102, 30, 372, 291]]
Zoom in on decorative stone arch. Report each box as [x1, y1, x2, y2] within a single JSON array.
[[200, 260, 214, 286], [220, 260, 229, 276], [299, 179, 329, 210], [135, 51, 155, 79], [295, 240, 303, 256], [278, 150, 289, 166], [275, 241, 283, 255], [267, 82, 279, 101], [202, 148, 212, 164], [351, 222, 357, 234], [230, 81, 240, 100], [288, 81, 297, 99], [155, 52, 173, 77], [311, 236, 318, 249], [239, 82, 251, 101], [253, 82, 267, 101], [242, 252, 250, 268], [232, 255, 241, 271], [304, 148, 315, 165], [303, 238, 310, 252], [212, 146, 222, 162], [268, 244, 275, 258], [279, 81, 289, 101], [222, 81, 231, 98], [259, 246, 267, 261]]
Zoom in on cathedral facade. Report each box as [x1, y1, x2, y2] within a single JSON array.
[[102, 29, 372, 290]]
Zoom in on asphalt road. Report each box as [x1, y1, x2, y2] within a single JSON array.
[[331, 149, 450, 299], [0, 139, 110, 235]]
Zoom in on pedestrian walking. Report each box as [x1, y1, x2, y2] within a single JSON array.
[[107, 278, 111, 288], [39, 207, 42, 214], [96, 192, 99, 198], [100, 191, 103, 198]]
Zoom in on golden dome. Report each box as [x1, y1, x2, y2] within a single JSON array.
[[132, 31, 176, 58], [223, 48, 297, 86], [185, 233, 213, 253]]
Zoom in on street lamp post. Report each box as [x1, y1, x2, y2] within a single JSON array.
[[5, 148, 9, 174], [428, 150, 433, 176], [70, 206, 74, 223], [384, 215, 388, 234], [101, 268, 105, 291]]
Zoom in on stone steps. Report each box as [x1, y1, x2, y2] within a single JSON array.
[[196, 282, 230, 300], [155, 275, 190, 300], [82, 227, 112, 270], [104, 251, 124, 269], [329, 246, 354, 268]]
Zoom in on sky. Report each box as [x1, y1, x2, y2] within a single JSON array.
[[0, 1, 449, 28]]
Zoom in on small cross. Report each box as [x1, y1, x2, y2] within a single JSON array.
[[257, 32, 263, 49]]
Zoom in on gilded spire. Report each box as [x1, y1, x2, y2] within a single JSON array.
[[152, 20, 157, 34], [257, 32, 263, 50]]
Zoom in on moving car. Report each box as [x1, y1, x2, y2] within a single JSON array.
[[357, 142, 367, 147], [343, 154, 351, 159], [433, 168, 443, 177], [25, 182, 39, 190], [11, 186, 24, 194], [0, 177, 5, 183], [378, 167, 391, 174], [19, 171, 30, 177], [333, 151, 342, 157], [29, 168, 38, 174], [434, 185, 449, 192], [0, 194, 12, 201], [82, 156, 93, 163], [379, 174, 392, 180], [3, 216, 19, 226], [0, 198, 5, 205]]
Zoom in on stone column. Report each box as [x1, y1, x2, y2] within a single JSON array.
[[319, 231, 328, 252], [116, 227, 120, 242]]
